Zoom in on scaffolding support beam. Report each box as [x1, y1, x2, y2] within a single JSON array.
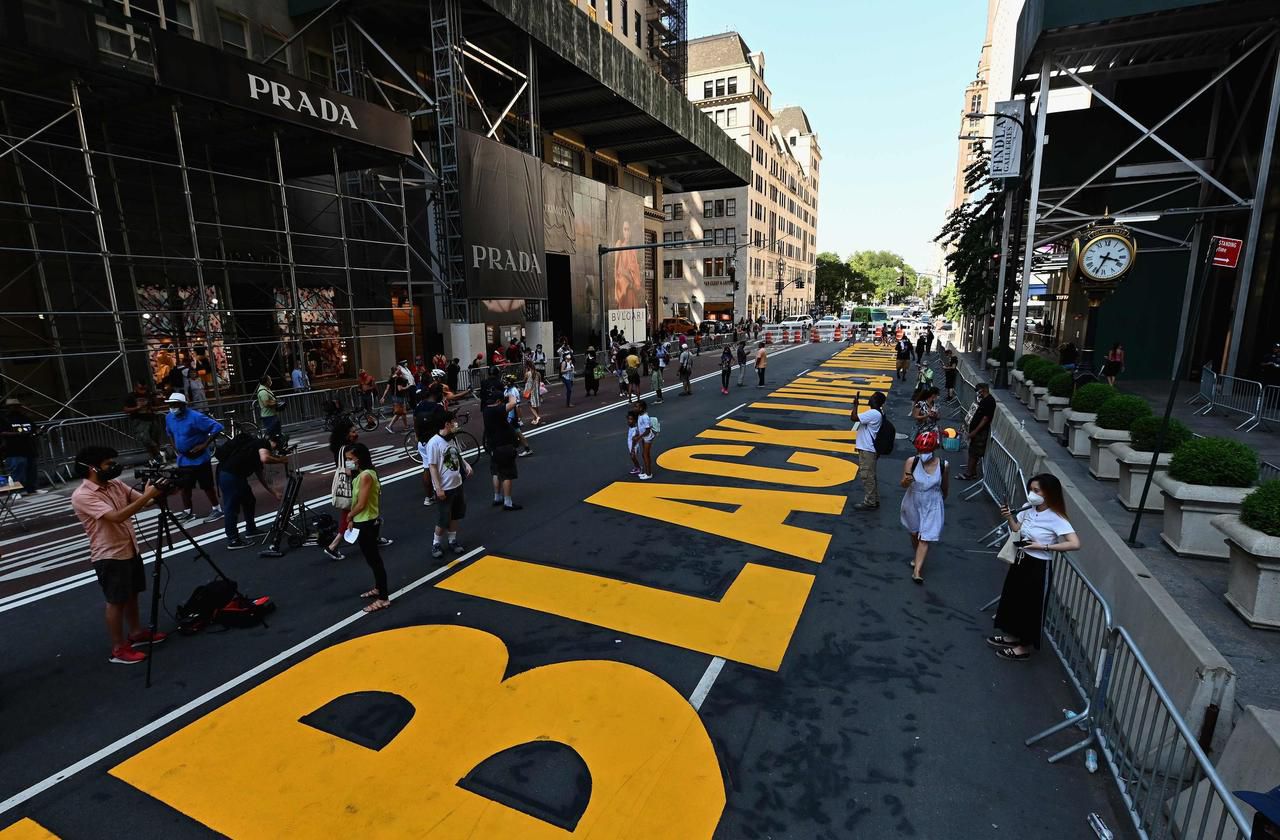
[[1014, 57, 1051, 361]]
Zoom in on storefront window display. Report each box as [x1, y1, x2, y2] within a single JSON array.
[[273, 287, 350, 383], [137, 284, 231, 391]]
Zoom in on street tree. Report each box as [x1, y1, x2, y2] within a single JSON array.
[[934, 151, 1001, 317], [848, 250, 919, 305]]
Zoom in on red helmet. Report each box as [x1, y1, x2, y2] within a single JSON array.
[[913, 431, 940, 453]]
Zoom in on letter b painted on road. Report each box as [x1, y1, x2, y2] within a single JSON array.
[[111, 626, 724, 838]]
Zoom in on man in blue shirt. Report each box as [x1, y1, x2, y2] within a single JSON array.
[[164, 392, 224, 523]]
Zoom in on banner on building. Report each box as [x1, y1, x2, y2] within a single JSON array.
[[151, 28, 412, 155], [605, 187, 646, 340], [990, 100, 1025, 182], [458, 130, 547, 301], [543, 166, 579, 255]]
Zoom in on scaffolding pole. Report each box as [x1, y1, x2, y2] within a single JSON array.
[[332, 146, 361, 375], [272, 131, 306, 373]]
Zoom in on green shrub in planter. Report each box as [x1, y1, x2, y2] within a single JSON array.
[[1096, 394, 1152, 430], [1015, 354, 1042, 372], [1168, 436, 1258, 488], [1242, 480, 1280, 537], [1021, 357, 1051, 381], [1048, 372, 1074, 398], [1070, 382, 1117, 413], [1036, 364, 1067, 385], [1129, 416, 1193, 453], [990, 346, 1015, 363]]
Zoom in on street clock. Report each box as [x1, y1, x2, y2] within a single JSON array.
[[1071, 223, 1137, 284]]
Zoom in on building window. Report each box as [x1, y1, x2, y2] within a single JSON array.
[[726, 108, 737, 127], [970, 93, 982, 113], [605, 0, 612, 22], [703, 80, 713, 99], [727, 227, 737, 245], [725, 198, 736, 217], [714, 257, 725, 276], [634, 12, 640, 46], [673, 202, 684, 220], [703, 202, 713, 219], [218, 10, 247, 57], [263, 32, 289, 71], [715, 78, 725, 97], [307, 49, 334, 87], [714, 199, 724, 217], [663, 203, 673, 221], [552, 142, 583, 173], [703, 258, 713, 277], [621, 0, 629, 32], [714, 228, 724, 246], [644, 230, 656, 270], [728, 76, 738, 95]]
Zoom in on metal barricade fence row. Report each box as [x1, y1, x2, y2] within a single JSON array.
[[1187, 365, 1216, 409], [1260, 385, 1280, 432], [1194, 368, 1264, 432]]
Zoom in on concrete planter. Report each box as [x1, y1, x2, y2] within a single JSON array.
[[1113, 443, 1173, 511], [1065, 411, 1097, 458], [1212, 515, 1280, 629], [1086, 423, 1131, 481], [1032, 387, 1050, 421], [1047, 397, 1071, 434], [1012, 370, 1027, 402], [1155, 472, 1254, 560]]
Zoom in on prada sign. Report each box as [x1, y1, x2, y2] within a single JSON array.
[[151, 28, 411, 156]]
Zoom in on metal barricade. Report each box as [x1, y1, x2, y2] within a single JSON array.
[[1026, 552, 1115, 763], [1187, 365, 1215, 409], [965, 430, 1024, 509], [1260, 385, 1280, 431], [1095, 626, 1252, 840], [1197, 373, 1262, 432]]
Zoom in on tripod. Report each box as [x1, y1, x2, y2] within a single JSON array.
[[259, 468, 313, 557], [143, 491, 244, 688]]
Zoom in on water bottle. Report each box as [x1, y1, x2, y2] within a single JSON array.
[[1085, 748, 1098, 774]]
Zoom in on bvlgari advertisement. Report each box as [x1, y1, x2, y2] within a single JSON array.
[[606, 188, 645, 342]]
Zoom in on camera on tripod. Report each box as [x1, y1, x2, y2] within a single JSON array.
[[133, 465, 181, 491]]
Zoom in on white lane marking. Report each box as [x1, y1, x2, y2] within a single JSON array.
[[0, 546, 486, 818], [715, 403, 746, 421], [688, 656, 726, 711], [798, 368, 810, 375], [0, 342, 820, 612]]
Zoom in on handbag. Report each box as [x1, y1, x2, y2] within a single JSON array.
[[522, 388, 531, 399], [593, 366, 608, 379], [997, 533, 1021, 565], [330, 454, 352, 510], [538, 381, 548, 397]]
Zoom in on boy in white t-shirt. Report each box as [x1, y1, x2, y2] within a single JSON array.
[[851, 391, 887, 511]]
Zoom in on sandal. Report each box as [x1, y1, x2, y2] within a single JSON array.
[[362, 599, 391, 613], [986, 634, 1020, 649], [912, 575, 924, 585], [995, 646, 1030, 661], [360, 589, 379, 599]]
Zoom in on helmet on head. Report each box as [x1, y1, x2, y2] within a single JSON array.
[[913, 431, 940, 453], [431, 368, 446, 380]]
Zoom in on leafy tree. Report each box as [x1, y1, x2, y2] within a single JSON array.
[[935, 151, 1001, 318], [815, 251, 854, 307], [848, 250, 919, 305], [935, 284, 962, 321]]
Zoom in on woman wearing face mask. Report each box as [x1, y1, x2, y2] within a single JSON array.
[[911, 386, 940, 436], [346, 442, 390, 613], [322, 419, 360, 560], [990, 473, 1080, 661], [899, 431, 948, 584]]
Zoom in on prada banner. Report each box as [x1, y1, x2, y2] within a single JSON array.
[[458, 130, 546, 301], [151, 28, 412, 156]]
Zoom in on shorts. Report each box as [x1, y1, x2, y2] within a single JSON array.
[[945, 370, 958, 389], [418, 442, 432, 469], [490, 444, 518, 481], [436, 486, 466, 527], [94, 556, 145, 605], [969, 430, 990, 456], [177, 461, 215, 491], [627, 369, 641, 385]]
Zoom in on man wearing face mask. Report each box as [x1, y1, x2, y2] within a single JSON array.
[[424, 409, 473, 560], [71, 445, 167, 664], [164, 392, 223, 523]]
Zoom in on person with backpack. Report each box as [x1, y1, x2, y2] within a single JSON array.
[[322, 420, 360, 559], [736, 340, 749, 387], [895, 334, 914, 381], [634, 399, 659, 480], [900, 431, 948, 585], [678, 343, 694, 396], [218, 431, 290, 550], [414, 383, 446, 507], [718, 345, 733, 395], [851, 391, 889, 511]]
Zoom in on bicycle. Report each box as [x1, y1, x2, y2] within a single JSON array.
[[320, 401, 379, 434], [213, 407, 258, 445], [404, 410, 482, 468]]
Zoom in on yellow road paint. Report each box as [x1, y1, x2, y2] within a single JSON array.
[[656, 444, 857, 487], [697, 417, 856, 453], [111, 626, 725, 839], [748, 402, 856, 416], [768, 391, 865, 405], [0, 821, 58, 840], [771, 385, 871, 398], [586, 481, 844, 561], [441, 556, 816, 670]]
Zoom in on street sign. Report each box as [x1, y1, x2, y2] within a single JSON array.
[[1212, 236, 1243, 268], [990, 100, 1025, 181], [1032, 293, 1070, 301]]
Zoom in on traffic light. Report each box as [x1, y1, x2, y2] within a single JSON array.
[[775, 280, 784, 293], [796, 279, 805, 289]]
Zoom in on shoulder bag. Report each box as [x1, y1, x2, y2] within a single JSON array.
[[330, 452, 352, 510]]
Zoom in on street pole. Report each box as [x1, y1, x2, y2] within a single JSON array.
[[1128, 234, 1215, 545], [1014, 56, 1052, 363], [988, 188, 1014, 370]]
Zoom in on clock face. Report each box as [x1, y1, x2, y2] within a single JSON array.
[[1080, 235, 1134, 281]]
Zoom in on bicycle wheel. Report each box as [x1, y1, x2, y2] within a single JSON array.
[[357, 411, 379, 432], [405, 431, 422, 464], [453, 431, 481, 467]]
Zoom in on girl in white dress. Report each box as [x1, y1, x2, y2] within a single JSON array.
[[900, 431, 948, 584]]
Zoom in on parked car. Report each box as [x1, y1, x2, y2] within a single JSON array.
[[780, 316, 813, 330], [660, 317, 697, 336]]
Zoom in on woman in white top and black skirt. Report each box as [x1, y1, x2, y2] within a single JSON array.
[[989, 473, 1081, 661]]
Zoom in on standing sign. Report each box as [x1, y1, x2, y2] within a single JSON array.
[[1212, 236, 1243, 269], [989, 100, 1025, 181]]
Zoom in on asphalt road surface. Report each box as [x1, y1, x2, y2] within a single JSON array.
[[0, 341, 1131, 839]]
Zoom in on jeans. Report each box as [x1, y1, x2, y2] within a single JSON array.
[[652, 369, 663, 400], [5, 455, 37, 490], [356, 518, 388, 598], [218, 469, 256, 539], [261, 415, 282, 438], [858, 449, 879, 506], [738, 363, 747, 385], [757, 367, 766, 386], [563, 375, 574, 406], [720, 368, 731, 390], [359, 390, 374, 412]]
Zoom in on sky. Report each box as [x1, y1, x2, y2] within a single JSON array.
[[687, 0, 988, 274]]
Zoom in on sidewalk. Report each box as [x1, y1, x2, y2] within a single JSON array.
[[987, 366, 1280, 715], [1120, 377, 1280, 467]]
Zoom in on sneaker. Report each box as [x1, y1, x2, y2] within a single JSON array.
[[503, 503, 523, 511], [173, 511, 194, 522], [492, 499, 504, 507], [629, 467, 641, 475], [128, 628, 168, 649], [323, 546, 345, 560], [517, 448, 532, 457], [378, 537, 394, 547], [385, 424, 394, 433], [431, 544, 445, 559], [225, 537, 250, 550], [109, 644, 147, 665], [449, 541, 467, 554], [423, 497, 434, 506], [203, 508, 224, 523], [852, 503, 880, 511], [638, 473, 652, 481]]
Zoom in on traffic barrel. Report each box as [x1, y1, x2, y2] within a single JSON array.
[[834, 326, 843, 341], [810, 328, 819, 343]]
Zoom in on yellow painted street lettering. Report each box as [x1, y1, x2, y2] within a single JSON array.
[[657, 444, 858, 487], [697, 417, 856, 454]]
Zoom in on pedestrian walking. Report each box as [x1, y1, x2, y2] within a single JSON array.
[[71, 445, 167, 665], [446, 357, 461, 392], [651, 342, 667, 404], [561, 354, 575, 407], [900, 431, 948, 584], [626, 346, 642, 402], [524, 361, 544, 426], [678, 343, 694, 395], [943, 352, 959, 400], [990, 474, 1080, 660], [895, 335, 913, 381], [382, 366, 410, 434], [532, 344, 548, 381], [425, 410, 473, 559], [291, 361, 310, 391], [322, 420, 360, 559], [357, 368, 377, 413], [694, 331, 702, 356], [414, 382, 447, 507], [219, 430, 288, 549], [164, 392, 223, 523], [503, 374, 533, 456], [122, 382, 165, 464], [754, 342, 768, 387], [958, 382, 995, 481], [719, 346, 733, 394], [911, 387, 941, 436], [915, 331, 928, 364], [615, 343, 629, 397], [483, 394, 522, 511], [584, 346, 600, 397], [1102, 342, 1125, 386], [626, 408, 642, 475], [736, 340, 748, 386], [851, 391, 887, 511], [635, 399, 658, 480], [342, 443, 390, 614]]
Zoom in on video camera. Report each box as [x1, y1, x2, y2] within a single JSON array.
[[133, 465, 182, 490]]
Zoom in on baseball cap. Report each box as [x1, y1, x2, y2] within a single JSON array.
[[165, 392, 188, 404], [1236, 786, 1280, 826]]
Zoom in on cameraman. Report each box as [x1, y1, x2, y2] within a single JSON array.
[[217, 433, 289, 550], [164, 393, 223, 523], [71, 445, 167, 665]]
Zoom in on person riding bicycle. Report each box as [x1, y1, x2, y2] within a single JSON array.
[[432, 368, 473, 408]]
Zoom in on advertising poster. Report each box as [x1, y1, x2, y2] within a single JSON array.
[[606, 187, 646, 342], [458, 130, 546, 301]]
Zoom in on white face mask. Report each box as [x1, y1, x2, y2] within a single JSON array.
[[346, 460, 358, 472], [1026, 491, 1045, 506], [918, 451, 934, 462]]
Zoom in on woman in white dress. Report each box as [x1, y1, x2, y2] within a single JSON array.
[[900, 431, 948, 584]]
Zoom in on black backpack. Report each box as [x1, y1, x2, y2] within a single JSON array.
[[874, 414, 896, 456], [177, 578, 275, 633]]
